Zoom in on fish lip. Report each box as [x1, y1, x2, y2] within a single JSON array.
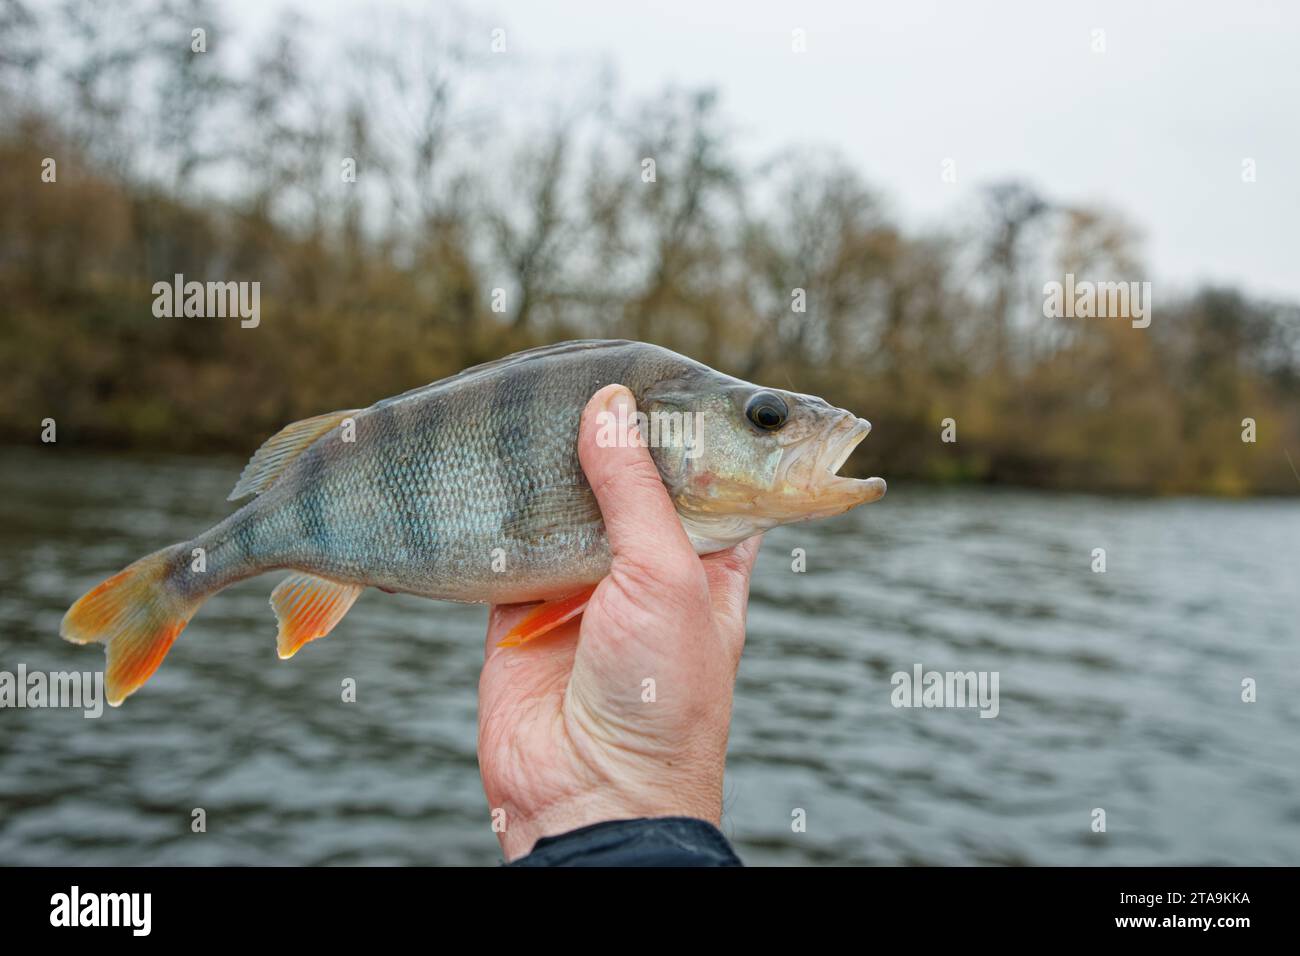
[[814, 416, 886, 503], [824, 418, 871, 476]]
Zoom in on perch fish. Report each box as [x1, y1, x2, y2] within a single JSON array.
[[62, 340, 886, 704]]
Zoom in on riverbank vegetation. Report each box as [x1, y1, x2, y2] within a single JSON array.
[[2, 1, 1297, 494]]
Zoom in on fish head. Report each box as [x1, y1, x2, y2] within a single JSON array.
[[642, 371, 886, 550]]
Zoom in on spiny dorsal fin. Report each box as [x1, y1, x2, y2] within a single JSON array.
[[370, 340, 640, 413], [228, 409, 360, 501], [271, 573, 364, 660]]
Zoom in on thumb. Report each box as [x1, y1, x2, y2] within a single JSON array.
[[578, 384, 697, 582]]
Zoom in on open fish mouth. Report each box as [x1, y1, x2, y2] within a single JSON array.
[[812, 417, 887, 503]]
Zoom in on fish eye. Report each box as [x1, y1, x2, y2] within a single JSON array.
[[745, 391, 788, 431]]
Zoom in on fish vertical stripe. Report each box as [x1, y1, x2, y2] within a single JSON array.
[[493, 364, 533, 543], [298, 444, 330, 557], [387, 400, 430, 561]]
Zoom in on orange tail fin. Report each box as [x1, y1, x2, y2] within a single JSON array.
[[497, 585, 597, 648], [61, 545, 201, 706]]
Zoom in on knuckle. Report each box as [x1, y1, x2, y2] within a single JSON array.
[[645, 556, 708, 600], [590, 452, 665, 504]]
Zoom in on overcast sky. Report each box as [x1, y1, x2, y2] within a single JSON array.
[[231, 0, 1300, 299]]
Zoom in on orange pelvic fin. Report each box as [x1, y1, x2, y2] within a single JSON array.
[[271, 573, 364, 660], [497, 585, 597, 648]]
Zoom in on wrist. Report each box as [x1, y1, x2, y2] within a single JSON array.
[[508, 816, 743, 867], [496, 782, 721, 861]]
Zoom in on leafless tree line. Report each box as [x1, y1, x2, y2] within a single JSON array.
[[1, 0, 1296, 492]]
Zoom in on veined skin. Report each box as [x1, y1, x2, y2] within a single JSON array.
[[61, 339, 886, 704]]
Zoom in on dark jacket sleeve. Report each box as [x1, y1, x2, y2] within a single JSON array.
[[507, 817, 743, 867]]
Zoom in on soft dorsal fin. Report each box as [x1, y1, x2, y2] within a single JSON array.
[[228, 409, 360, 501]]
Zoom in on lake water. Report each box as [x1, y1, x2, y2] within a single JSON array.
[[1, 447, 1297, 865]]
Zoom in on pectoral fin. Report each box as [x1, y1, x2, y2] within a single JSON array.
[[271, 573, 364, 659], [497, 585, 597, 648]]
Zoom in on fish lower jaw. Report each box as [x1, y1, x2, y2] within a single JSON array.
[[837, 474, 888, 502]]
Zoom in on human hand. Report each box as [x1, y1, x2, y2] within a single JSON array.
[[477, 384, 762, 861]]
